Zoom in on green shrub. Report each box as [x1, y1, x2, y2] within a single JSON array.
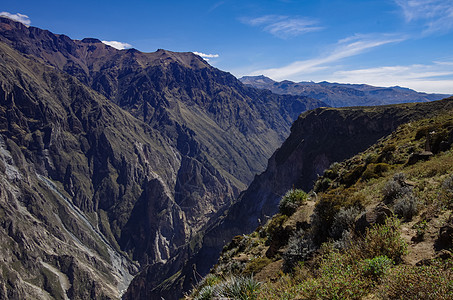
[[382, 173, 412, 204], [362, 163, 390, 181], [394, 193, 419, 221], [378, 144, 396, 163], [415, 125, 436, 140], [330, 206, 363, 240], [194, 285, 215, 300], [266, 215, 288, 242], [324, 162, 341, 179], [202, 273, 222, 287], [313, 177, 332, 193], [243, 257, 272, 275], [412, 220, 428, 242], [214, 276, 261, 300], [360, 217, 407, 263], [362, 255, 393, 278], [341, 164, 366, 186], [378, 261, 453, 299], [191, 273, 223, 300], [311, 188, 364, 245], [300, 250, 371, 300], [282, 230, 315, 272], [279, 189, 307, 216]]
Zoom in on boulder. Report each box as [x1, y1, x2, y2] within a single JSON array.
[[355, 203, 393, 234], [435, 222, 453, 250]]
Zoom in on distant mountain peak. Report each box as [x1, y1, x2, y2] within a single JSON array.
[[240, 75, 275, 86], [81, 37, 102, 43], [152, 48, 210, 69]]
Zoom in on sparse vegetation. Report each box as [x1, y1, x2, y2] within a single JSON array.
[[282, 230, 315, 272], [378, 260, 453, 299], [191, 275, 261, 300]]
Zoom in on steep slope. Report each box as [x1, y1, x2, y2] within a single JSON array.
[[189, 98, 453, 290], [0, 17, 324, 236], [189, 100, 453, 299], [0, 41, 175, 298], [0, 17, 326, 299], [241, 75, 449, 107]]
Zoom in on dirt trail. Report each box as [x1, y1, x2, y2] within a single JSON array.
[[400, 212, 449, 265]]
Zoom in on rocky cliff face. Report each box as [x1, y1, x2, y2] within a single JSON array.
[[192, 99, 453, 284], [0, 17, 325, 299], [240, 75, 449, 107], [0, 40, 156, 299]]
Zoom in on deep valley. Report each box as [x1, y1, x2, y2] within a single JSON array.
[[0, 15, 452, 300]]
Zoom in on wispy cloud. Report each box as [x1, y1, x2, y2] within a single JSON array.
[[208, 1, 225, 13], [242, 15, 323, 38], [0, 12, 31, 26], [395, 0, 453, 33], [101, 40, 132, 50], [193, 52, 219, 61], [327, 61, 453, 94], [250, 34, 405, 80]]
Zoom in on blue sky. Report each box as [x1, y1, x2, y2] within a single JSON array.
[[2, 0, 453, 93]]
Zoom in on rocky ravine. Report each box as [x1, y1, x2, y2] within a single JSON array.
[[0, 17, 325, 299]]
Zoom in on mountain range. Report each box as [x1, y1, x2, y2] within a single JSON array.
[[240, 75, 449, 107], [0, 15, 452, 300], [0, 16, 323, 299]]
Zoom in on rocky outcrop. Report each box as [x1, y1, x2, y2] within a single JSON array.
[[355, 204, 393, 234]]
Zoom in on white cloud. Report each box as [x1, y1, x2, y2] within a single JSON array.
[[242, 15, 323, 38], [0, 12, 31, 26], [208, 1, 225, 13], [101, 40, 132, 50], [249, 34, 405, 80], [395, 0, 453, 33], [326, 62, 453, 94], [193, 52, 219, 61]]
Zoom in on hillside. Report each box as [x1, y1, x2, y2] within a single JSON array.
[[0, 17, 325, 299], [188, 97, 453, 299], [183, 98, 453, 290], [240, 75, 449, 107]]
